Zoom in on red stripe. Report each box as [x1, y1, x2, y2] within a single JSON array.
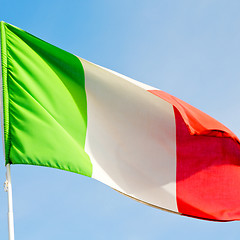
[[148, 90, 240, 221], [175, 107, 240, 221], [148, 90, 239, 143]]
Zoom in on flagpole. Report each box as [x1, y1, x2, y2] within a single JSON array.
[[0, 22, 15, 240], [5, 164, 15, 240]]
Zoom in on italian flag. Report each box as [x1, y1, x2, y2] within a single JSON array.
[[1, 21, 240, 221]]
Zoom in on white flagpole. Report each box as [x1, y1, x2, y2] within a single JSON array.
[[0, 22, 15, 240], [5, 164, 15, 240]]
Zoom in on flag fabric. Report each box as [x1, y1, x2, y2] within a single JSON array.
[[1, 21, 240, 221]]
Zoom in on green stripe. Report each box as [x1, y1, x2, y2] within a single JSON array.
[[1, 21, 10, 160], [1, 22, 92, 177]]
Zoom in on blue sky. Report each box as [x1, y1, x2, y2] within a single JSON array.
[[1, 0, 240, 239]]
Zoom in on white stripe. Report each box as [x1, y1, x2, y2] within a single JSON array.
[[97, 64, 158, 91], [80, 58, 178, 213]]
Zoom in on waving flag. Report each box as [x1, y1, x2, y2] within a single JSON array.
[[1, 21, 240, 221]]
